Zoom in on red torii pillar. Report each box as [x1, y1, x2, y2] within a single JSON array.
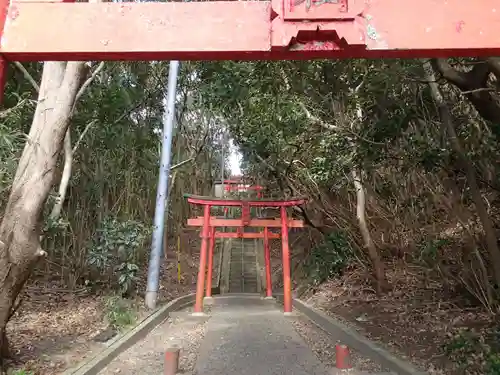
[[263, 227, 273, 299], [185, 194, 305, 315], [205, 227, 216, 299]]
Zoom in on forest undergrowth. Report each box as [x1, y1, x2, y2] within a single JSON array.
[[5, 232, 201, 375], [3, 58, 500, 375], [291, 229, 500, 375]]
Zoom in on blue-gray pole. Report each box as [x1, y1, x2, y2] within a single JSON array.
[[145, 61, 180, 309]]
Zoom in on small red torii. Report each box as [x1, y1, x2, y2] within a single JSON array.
[[224, 184, 263, 197], [216, 179, 264, 217], [216, 179, 263, 196], [185, 194, 306, 315]]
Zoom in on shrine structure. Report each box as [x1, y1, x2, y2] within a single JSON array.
[[0, 0, 497, 313], [185, 194, 306, 314]]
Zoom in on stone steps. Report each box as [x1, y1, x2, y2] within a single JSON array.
[[229, 239, 258, 293]]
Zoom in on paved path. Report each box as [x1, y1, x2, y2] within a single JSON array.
[[195, 296, 330, 375]]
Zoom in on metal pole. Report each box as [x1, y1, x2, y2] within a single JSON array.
[[145, 60, 180, 309]]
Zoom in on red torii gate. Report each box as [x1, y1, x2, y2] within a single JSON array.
[[224, 184, 263, 198], [216, 179, 264, 218], [185, 194, 306, 315], [216, 178, 263, 196]]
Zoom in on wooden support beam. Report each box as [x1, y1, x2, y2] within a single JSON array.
[[187, 217, 304, 228], [205, 231, 281, 239], [185, 194, 306, 207]]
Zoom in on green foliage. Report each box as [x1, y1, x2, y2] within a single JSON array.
[[488, 353, 500, 375], [87, 217, 150, 294], [10, 370, 34, 375], [2, 54, 500, 375], [417, 238, 451, 264], [104, 296, 136, 330], [304, 231, 353, 286], [444, 328, 500, 374]]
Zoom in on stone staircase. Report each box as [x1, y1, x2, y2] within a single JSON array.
[[228, 238, 259, 293]]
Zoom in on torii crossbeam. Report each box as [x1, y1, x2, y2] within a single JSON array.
[[0, 0, 498, 62], [0, 0, 498, 102]]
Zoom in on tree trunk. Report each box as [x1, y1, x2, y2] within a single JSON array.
[[350, 86, 388, 293], [433, 58, 500, 140], [423, 60, 500, 288], [50, 130, 73, 220], [0, 61, 86, 364], [351, 169, 388, 294]]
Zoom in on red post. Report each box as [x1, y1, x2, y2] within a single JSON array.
[[164, 347, 180, 375], [264, 227, 273, 298], [205, 226, 215, 298], [280, 206, 292, 314], [335, 344, 352, 369], [0, 58, 6, 105], [194, 204, 210, 314]]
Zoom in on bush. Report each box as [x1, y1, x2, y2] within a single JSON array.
[[304, 231, 353, 286], [104, 296, 136, 329], [444, 327, 500, 374], [86, 217, 151, 295]]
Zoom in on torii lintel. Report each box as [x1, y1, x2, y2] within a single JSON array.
[[0, 0, 498, 62]]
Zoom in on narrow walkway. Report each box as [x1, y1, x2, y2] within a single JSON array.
[[195, 296, 329, 375]]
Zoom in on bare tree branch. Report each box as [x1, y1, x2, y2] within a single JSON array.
[[74, 61, 105, 107], [13, 62, 40, 92]]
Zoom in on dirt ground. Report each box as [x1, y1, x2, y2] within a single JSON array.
[[99, 306, 206, 375], [6, 234, 201, 375], [7, 230, 499, 375], [302, 262, 499, 375]]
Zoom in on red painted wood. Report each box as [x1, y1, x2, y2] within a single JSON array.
[[164, 348, 180, 375], [13, 0, 74, 2], [285, 0, 357, 20], [205, 227, 215, 298], [0, 2, 270, 61], [0, 57, 6, 104], [224, 184, 262, 191], [264, 227, 273, 298], [186, 196, 306, 207], [203, 231, 280, 239], [335, 344, 352, 369], [0, 0, 8, 104], [1, 0, 499, 61], [219, 179, 245, 184], [280, 206, 292, 314], [241, 202, 250, 225], [187, 217, 304, 228], [194, 205, 210, 314]]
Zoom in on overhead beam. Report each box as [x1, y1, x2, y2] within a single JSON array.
[[0, 0, 499, 61], [209, 231, 281, 239], [187, 218, 304, 228], [185, 194, 306, 207], [0, 2, 271, 61]]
